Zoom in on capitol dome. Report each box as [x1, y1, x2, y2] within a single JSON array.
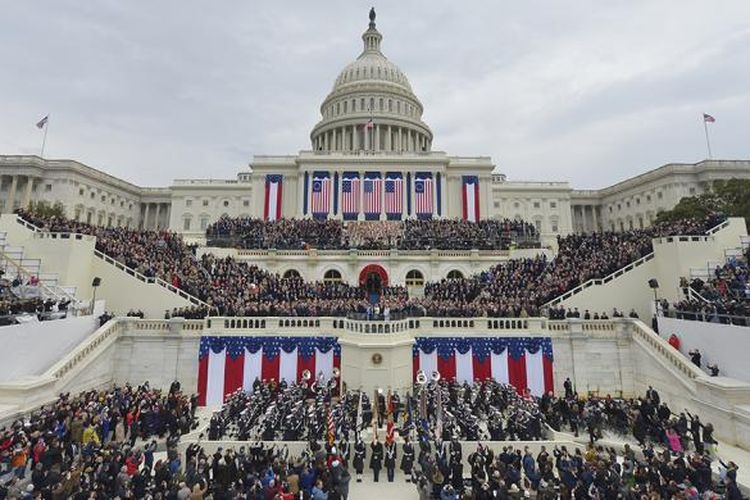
[[310, 9, 433, 153]]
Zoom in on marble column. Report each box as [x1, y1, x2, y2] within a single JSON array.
[[352, 125, 359, 151], [143, 203, 151, 230], [23, 176, 34, 209], [7, 175, 18, 213], [386, 125, 392, 151]]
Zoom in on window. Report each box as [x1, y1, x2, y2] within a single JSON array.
[[514, 202, 520, 209], [200, 217, 209, 230], [323, 269, 342, 283], [550, 201, 557, 209], [223, 200, 229, 207], [534, 220, 542, 232], [533, 201, 540, 209], [617, 203, 621, 211], [183, 218, 191, 231], [45, 184, 52, 192], [343, 101, 348, 113], [243, 200, 250, 207], [626, 201, 630, 208], [186, 199, 192, 207], [646, 195, 651, 202], [689, 187, 696, 194], [90, 192, 95, 199], [447, 270, 464, 280], [608, 206, 612, 213], [202, 200, 209, 207], [79, 188, 85, 196], [101, 195, 106, 202], [405, 270, 424, 286], [551, 223, 559, 233], [657, 192, 663, 199], [283, 269, 301, 279]]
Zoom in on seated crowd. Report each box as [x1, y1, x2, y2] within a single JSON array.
[[205, 216, 539, 251], [16, 210, 726, 319], [665, 246, 750, 326]]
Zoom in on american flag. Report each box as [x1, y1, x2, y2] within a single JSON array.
[[414, 175, 433, 217], [341, 173, 360, 218], [703, 113, 716, 123], [363, 174, 382, 217], [384, 174, 403, 217], [311, 174, 331, 216], [385, 388, 395, 444]]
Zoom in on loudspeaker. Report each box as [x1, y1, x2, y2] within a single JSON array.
[[648, 278, 659, 289], [91, 277, 102, 287]]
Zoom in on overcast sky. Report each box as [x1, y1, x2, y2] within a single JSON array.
[[1, 0, 748, 189]]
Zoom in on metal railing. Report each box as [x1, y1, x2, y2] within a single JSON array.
[[661, 309, 750, 327]]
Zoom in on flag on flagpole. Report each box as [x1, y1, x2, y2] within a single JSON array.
[[385, 388, 394, 444], [356, 390, 363, 436], [435, 384, 443, 440], [327, 404, 336, 446], [36, 115, 49, 129], [365, 118, 374, 129], [703, 113, 716, 123]]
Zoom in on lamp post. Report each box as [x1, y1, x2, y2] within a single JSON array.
[[91, 277, 101, 315]]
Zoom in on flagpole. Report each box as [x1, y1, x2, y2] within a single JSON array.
[[703, 119, 712, 159], [40, 116, 50, 158]]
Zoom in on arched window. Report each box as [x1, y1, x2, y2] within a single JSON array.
[[405, 270, 424, 286], [379, 98, 384, 110], [446, 270, 464, 280], [324, 269, 343, 283], [283, 269, 301, 279]]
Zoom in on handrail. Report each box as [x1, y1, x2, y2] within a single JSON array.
[[629, 320, 704, 386], [13, 216, 209, 309], [660, 309, 750, 327], [544, 223, 733, 308], [92, 250, 210, 308], [544, 252, 655, 307]]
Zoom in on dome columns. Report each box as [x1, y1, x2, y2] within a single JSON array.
[[312, 123, 432, 154]]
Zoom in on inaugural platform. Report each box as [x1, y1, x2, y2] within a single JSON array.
[[1, 6, 749, 499]]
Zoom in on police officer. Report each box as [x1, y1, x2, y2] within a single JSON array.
[[385, 440, 397, 482], [353, 437, 366, 482], [400, 436, 415, 482], [370, 436, 384, 482]]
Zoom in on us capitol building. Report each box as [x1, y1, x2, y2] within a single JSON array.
[[1, 10, 748, 239]]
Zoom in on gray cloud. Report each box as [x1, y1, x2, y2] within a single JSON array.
[[0, 0, 747, 189]]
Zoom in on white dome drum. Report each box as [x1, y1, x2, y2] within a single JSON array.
[[310, 9, 433, 154]]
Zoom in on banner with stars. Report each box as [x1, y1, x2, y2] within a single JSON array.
[[197, 336, 341, 406], [412, 337, 553, 396]]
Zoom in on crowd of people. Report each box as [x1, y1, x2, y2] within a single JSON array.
[[0, 374, 743, 498], [205, 216, 540, 251], [0, 382, 198, 498], [196, 377, 743, 498], [16, 209, 727, 320]]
